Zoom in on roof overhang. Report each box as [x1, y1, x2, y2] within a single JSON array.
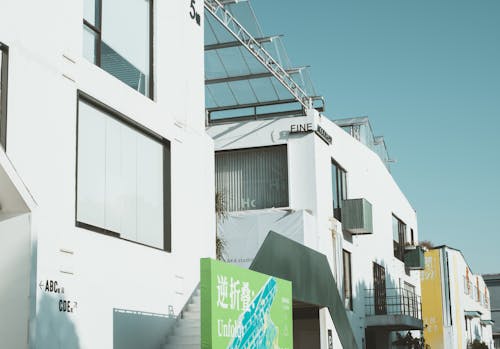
[[249, 231, 359, 349], [366, 314, 423, 331], [465, 311, 482, 318]]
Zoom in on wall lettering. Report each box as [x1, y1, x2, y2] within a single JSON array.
[[189, 0, 201, 26], [290, 123, 313, 133]]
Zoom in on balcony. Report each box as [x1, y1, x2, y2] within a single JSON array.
[[404, 246, 425, 270], [341, 198, 373, 235], [365, 288, 423, 330]]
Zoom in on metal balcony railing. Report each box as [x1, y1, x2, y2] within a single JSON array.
[[365, 287, 422, 319]]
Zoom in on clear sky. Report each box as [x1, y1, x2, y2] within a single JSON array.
[[251, 0, 500, 274]]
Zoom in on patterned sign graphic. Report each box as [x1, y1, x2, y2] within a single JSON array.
[[201, 258, 293, 349]]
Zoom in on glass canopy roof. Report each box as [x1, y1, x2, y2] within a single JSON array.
[[204, 0, 323, 121]]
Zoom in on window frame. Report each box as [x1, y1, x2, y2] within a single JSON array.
[[75, 91, 171, 251], [82, 0, 154, 99], [343, 249, 353, 310], [215, 144, 290, 212], [331, 158, 347, 221], [0, 42, 8, 150], [392, 214, 407, 261]]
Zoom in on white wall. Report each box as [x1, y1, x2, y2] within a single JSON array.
[[0, 214, 31, 349], [0, 0, 214, 348], [447, 248, 494, 348]]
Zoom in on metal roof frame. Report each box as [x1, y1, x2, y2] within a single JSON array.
[[204, 0, 313, 111]]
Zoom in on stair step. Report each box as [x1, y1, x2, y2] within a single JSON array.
[[162, 286, 201, 348], [173, 325, 201, 336], [163, 344, 200, 349], [176, 318, 200, 328], [188, 303, 200, 312], [166, 334, 201, 345], [183, 311, 200, 320]]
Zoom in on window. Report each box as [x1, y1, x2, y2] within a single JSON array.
[[373, 262, 387, 315], [392, 215, 406, 261], [83, 0, 153, 98], [0, 42, 8, 149], [331, 159, 347, 221], [343, 250, 353, 310], [215, 145, 289, 212], [76, 94, 170, 251]]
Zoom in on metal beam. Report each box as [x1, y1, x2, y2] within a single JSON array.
[[204, 0, 313, 109], [205, 35, 281, 51], [205, 67, 306, 85], [207, 98, 299, 112], [218, 0, 246, 4]]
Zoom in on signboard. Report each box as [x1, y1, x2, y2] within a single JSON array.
[[421, 249, 444, 348], [201, 258, 293, 349], [289, 122, 332, 145], [328, 329, 333, 349]]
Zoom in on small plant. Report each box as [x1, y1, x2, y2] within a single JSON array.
[[215, 191, 228, 261], [392, 331, 428, 349], [468, 339, 488, 349], [419, 240, 434, 250]]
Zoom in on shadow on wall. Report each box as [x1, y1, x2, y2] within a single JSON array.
[[36, 293, 80, 349], [113, 308, 176, 349], [349, 280, 368, 347], [355, 260, 417, 349]]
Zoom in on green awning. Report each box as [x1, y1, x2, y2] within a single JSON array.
[[249, 231, 359, 349]]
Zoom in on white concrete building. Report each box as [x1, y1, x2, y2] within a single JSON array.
[[422, 246, 494, 349], [207, 110, 425, 349], [202, 2, 425, 348], [0, 1, 215, 348]]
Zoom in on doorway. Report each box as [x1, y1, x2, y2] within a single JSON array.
[[293, 301, 321, 349]]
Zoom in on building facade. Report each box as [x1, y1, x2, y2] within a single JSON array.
[[484, 274, 500, 348], [0, 1, 215, 348], [207, 111, 425, 349], [421, 246, 494, 349]]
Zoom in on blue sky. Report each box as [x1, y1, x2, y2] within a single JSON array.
[[252, 0, 500, 274]]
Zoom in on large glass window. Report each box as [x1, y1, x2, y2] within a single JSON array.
[[331, 159, 347, 221], [0, 42, 8, 149], [392, 215, 406, 261], [76, 95, 170, 251], [343, 250, 353, 310], [83, 0, 153, 98], [215, 145, 289, 212]]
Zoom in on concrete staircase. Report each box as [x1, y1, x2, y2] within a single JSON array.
[[163, 288, 201, 349]]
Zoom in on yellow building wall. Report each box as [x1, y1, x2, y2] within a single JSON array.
[[421, 249, 445, 349]]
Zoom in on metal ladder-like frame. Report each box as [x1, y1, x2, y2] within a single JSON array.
[[204, 0, 313, 110]]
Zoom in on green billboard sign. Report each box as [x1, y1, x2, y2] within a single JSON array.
[[201, 258, 293, 349]]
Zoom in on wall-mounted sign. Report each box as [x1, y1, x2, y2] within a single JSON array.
[[289, 123, 332, 145], [316, 125, 332, 145], [39, 279, 77, 314], [201, 258, 293, 349]]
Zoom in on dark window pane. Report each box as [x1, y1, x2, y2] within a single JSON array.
[[343, 250, 353, 310], [332, 163, 339, 209], [0, 45, 7, 149], [215, 146, 289, 211]]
